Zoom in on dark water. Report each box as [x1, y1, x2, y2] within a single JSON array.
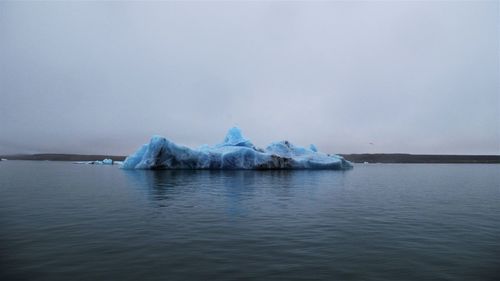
[[0, 161, 499, 281]]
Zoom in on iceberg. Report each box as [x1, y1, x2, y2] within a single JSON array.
[[122, 127, 352, 170]]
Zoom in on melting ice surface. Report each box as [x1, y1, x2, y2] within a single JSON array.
[[122, 127, 352, 170]]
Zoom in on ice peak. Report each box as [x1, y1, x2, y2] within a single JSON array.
[[221, 126, 253, 147]]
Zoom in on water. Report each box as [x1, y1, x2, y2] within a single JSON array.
[[1, 161, 499, 281]]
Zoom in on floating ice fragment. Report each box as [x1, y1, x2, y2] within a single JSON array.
[[73, 159, 115, 165]]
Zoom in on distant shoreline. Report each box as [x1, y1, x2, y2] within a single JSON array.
[[1, 153, 499, 164], [339, 154, 500, 164], [0, 154, 126, 162]]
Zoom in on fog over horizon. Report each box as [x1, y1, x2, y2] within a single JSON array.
[[1, 1, 499, 156]]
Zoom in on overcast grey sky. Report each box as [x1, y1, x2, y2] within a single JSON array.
[[0, 1, 498, 155]]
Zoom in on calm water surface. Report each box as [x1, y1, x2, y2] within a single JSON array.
[[0, 161, 499, 280]]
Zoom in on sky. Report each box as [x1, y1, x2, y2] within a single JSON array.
[[0, 1, 498, 155]]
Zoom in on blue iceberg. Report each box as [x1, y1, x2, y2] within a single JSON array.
[[122, 127, 352, 170]]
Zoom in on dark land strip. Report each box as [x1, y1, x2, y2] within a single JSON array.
[[1, 153, 499, 164]]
